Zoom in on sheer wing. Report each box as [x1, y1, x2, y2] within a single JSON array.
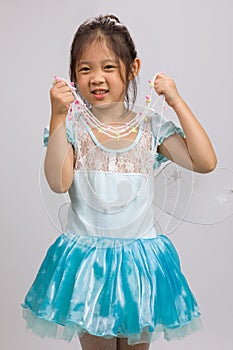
[[154, 162, 233, 226]]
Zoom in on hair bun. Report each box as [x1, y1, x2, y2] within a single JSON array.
[[103, 14, 121, 24]]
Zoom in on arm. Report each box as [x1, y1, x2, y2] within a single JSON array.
[[154, 74, 217, 173], [44, 80, 75, 193]]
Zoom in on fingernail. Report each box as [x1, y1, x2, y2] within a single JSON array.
[[54, 75, 62, 82]]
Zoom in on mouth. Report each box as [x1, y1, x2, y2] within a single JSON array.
[[91, 89, 109, 99]]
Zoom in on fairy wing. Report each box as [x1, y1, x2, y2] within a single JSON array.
[[149, 93, 233, 228], [153, 162, 233, 226]]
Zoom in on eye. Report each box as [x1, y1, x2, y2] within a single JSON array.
[[79, 66, 90, 72], [104, 64, 116, 70]]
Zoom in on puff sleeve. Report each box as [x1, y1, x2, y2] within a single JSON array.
[[43, 117, 75, 148], [152, 113, 185, 169]]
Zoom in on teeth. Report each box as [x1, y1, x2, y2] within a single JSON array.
[[93, 90, 107, 95]]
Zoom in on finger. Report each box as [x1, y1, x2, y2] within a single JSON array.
[[63, 92, 75, 102], [50, 89, 74, 105], [52, 84, 74, 96], [59, 85, 74, 94], [52, 80, 75, 95], [53, 80, 68, 89], [53, 78, 76, 91], [154, 79, 164, 91], [53, 78, 63, 86], [156, 89, 164, 96], [154, 84, 164, 95], [155, 73, 166, 81]]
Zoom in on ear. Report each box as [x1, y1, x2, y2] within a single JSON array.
[[129, 58, 141, 80]]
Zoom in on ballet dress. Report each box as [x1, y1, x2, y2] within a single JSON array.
[[21, 112, 202, 346]]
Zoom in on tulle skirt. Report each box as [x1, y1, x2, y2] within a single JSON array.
[[21, 233, 202, 345]]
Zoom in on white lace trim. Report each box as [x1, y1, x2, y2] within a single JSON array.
[[74, 119, 156, 174]]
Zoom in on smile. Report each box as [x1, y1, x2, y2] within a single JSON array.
[[91, 90, 109, 100]]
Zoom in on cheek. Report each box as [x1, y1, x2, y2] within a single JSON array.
[[76, 77, 87, 92], [78, 85, 88, 98], [112, 74, 125, 89], [75, 69, 85, 84]]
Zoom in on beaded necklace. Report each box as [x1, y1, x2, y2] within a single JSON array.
[[54, 74, 166, 144]]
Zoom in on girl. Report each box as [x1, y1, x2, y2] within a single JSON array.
[[22, 14, 217, 350]]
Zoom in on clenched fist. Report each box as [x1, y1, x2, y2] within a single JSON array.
[[50, 80, 75, 118]]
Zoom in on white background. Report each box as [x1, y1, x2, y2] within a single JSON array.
[[1, 0, 232, 349]]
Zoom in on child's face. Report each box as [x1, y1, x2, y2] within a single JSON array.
[[75, 40, 127, 106]]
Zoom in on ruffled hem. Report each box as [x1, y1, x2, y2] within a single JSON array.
[[22, 307, 202, 345], [22, 233, 202, 346]]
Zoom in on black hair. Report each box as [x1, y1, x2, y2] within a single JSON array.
[[70, 14, 138, 106]]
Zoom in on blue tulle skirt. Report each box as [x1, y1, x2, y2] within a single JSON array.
[[21, 233, 202, 345]]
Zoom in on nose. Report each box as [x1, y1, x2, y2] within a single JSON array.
[[90, 70, 105, 85]]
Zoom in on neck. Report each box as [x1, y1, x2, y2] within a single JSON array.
[[91, 102, 131, 123]]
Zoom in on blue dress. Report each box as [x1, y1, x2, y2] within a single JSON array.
[[22, 113, 202, 345]]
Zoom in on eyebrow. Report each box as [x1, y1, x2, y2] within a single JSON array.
[[78, 59, 118, 65]]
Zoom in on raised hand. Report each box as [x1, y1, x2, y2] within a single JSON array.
[[50, 79, 75, 118], [154, 73, 181, 108]]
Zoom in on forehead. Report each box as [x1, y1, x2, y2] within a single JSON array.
[[79, 38, 118, 62]]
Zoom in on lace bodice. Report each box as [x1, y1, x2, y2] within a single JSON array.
[[73, 117, 156, 175]]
